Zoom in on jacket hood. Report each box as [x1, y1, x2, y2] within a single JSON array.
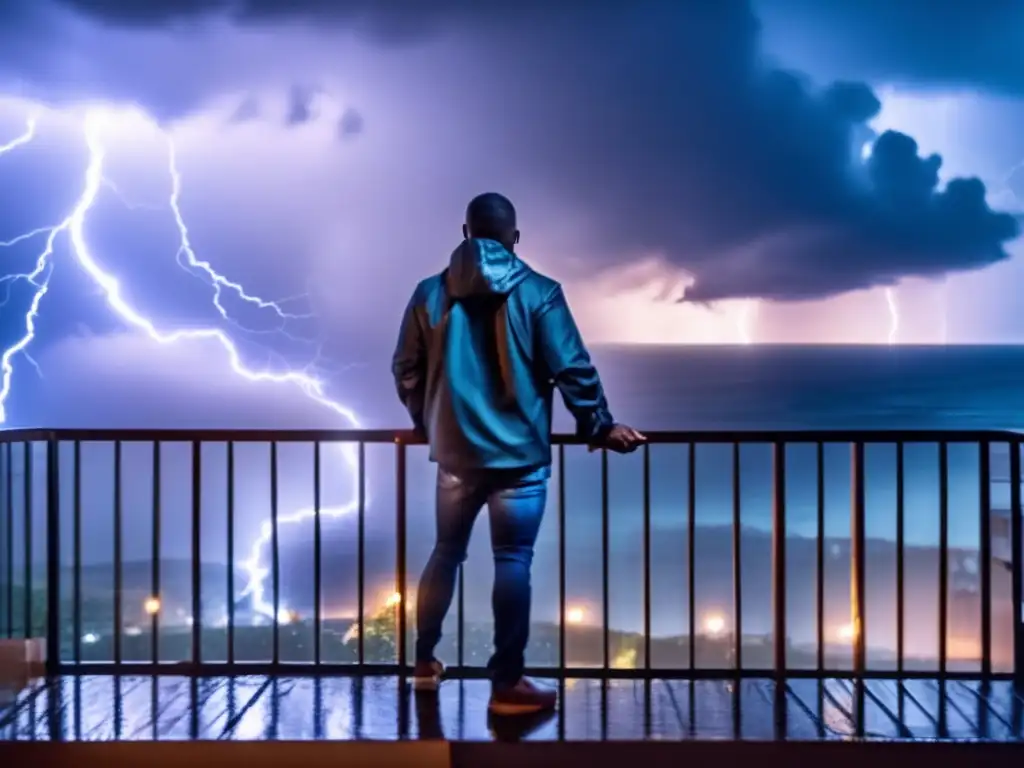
[[446, 238, 530, 299]]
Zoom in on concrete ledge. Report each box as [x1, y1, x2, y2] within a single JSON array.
[[3, 739, 1022, 768], [0, 741, 452, 768], [451, 741, 1024, 768]]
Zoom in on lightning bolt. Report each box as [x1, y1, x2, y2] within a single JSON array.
[[939, 278, 949, 345], [0, 107, 365, 624], [735, 300, 757, 345], [164, 138, 315, 333], [0, 116, 55, 418], [884, 286, 899, 345], [0, 115, 35, 154], [1002, 158, 1023, 210]]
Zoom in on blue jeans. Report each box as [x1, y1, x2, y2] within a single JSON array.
[[415, 465, 549, 688]]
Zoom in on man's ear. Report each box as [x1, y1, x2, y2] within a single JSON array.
[[513, 230, 520, 245], [462, 224, 469, 240]]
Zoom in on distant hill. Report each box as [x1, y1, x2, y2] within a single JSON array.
[[5, 524, 1010, 655]]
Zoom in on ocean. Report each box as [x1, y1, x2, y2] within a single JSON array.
[[587, 344, 1024, 433]]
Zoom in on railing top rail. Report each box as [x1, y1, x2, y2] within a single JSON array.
[[0, 427, 1020, 444]]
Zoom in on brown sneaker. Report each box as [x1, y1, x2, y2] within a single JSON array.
[[411, 659, 445, 691], [488, 678, 557, 716]]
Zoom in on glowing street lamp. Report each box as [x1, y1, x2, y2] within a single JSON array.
[[703, 613, 726, 637], [385, 592, 402, 608], [836, 623, 856, 642], [566, 606, 585, 625], [143, 597, 161, 616]]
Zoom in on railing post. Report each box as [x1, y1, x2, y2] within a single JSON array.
[[395, 437, 408, 675], [771, 441, 786, 678], [979, 442, 992, 678], [1011, 440, 1023, 690], [191, 441, 202, 668], [1, 442, 8, 640], [45, 439, 60, 676], [850, 442, 866, 677]]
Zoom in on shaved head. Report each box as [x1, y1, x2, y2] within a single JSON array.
[[464, 192, 519, 247]]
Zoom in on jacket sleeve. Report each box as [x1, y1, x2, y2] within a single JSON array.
[[391, 288, 427, 434], [535, 284, 615, 440]]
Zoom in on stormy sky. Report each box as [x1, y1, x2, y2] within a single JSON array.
[[0, 2, 1020, 380], [0, 2, 1021, 653]]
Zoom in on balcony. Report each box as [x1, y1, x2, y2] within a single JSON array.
[[1, 427, 1023, 766]]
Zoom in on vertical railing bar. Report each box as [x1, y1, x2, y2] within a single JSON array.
[[815, 442, 824, 674], [643, 443, 652, 674], [732, 442, 742, 673], [73, 441, 81, 664], [601, 447, 610, 673], [152, 442, 161, 666], [191, 441, 202, 668], [1009, 440, 1022, 690], [771, 441, 786, 679], [23, 442, 32, 640], [457, 561, 465, 669], [558, 444, 567, 671], [457, 441, 465, 665], [395, 439, 408, 675], [4, 443, 11, 639], [313, 441, 322, 667], [979, 441, 992, 678], [226, 441, 234, 666], [938, 442, 949, 678], [851, 441, 866, 678], [357, 441, 365, 668], [113, 440, 122, 665], [0, 442, 5, 638], [896, 442, 905, 676], [687, 442, 696, 672], [270, 441, 280, 666], [44, 439, 60, 675]]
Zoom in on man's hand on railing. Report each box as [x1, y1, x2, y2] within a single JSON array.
[[395, 428, 427, 444], [589, 423, 647, 454]]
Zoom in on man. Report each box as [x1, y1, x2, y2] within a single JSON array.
[[392, 192, 645, 716]]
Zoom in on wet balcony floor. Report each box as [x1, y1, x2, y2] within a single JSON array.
[[2, 675, 1023, 743]]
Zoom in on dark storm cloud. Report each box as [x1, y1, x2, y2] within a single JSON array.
[[2, 0, 1020, 301], [337, 107, 363, 141], [759, 0, 1024, 96], [285, 84, 317, 126], [229, 94, 260, 123]]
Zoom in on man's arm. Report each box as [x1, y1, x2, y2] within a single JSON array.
[[535, 284, 615, 441], [391, 289, 427, 434]]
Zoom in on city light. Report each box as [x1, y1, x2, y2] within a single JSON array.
[[385, 592, 402, 608], [703, 613, 726, 637], [836, 623, 856, 642], [143, 597, 161, 616], [81, 633, 99, 645], [566, 606, 585, 625]]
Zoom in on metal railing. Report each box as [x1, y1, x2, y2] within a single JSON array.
[[0, 427, 1021, 684]]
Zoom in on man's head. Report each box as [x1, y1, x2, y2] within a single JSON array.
[[463, 192, 519, 250]]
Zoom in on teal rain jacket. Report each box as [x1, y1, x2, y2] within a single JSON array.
[[392, 238, 615, 471]]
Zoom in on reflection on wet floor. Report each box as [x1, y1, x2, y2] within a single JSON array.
[[1, 676, 1022, 742]]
